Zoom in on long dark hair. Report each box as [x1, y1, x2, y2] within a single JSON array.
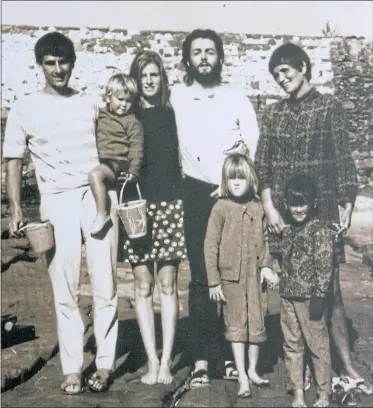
[[129, 50, 170, 110]]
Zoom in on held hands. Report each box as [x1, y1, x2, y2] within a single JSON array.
[[265, 205, 285, 235], [260, 267, 280, 290], [223, 140, 250, 157], [209, 284, 226, 303]]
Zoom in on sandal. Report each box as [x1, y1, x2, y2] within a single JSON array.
[[339, 376, 373, 396], [190, 369, 211, 388], [87, 369, 112, 393], [223, 362, 239, 381], [61, 373, 85, 395]]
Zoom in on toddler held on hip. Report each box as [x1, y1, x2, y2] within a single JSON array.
[[89, 73, 144, 236], [204, 153, 279, 398]]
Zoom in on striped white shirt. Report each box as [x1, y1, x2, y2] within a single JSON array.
[[170, 82, 260, 185], [3, 91, 101, 195]]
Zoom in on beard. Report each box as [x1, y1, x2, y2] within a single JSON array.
[[187, 62, 222, 85]]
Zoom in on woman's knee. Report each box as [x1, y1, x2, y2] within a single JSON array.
[[158, 275, 176, 296], [135, 279, 153, 298]]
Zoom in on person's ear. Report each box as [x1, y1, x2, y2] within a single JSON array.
[[300, 61, 308, 76]]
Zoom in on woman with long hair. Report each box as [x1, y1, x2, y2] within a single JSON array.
[[122, 50, 187, 385]]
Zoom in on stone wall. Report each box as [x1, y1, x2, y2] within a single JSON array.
[[1, 25, 373, 201]]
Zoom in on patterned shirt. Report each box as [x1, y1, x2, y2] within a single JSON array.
[[255, 88, 358, 225], [3, 91, 100, 195], [272, 218, 334, 299]]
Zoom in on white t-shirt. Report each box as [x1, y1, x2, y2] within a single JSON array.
[[170, 82, 259, 185], [3, 91, 101, 195]]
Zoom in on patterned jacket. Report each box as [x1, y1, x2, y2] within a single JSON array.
[[271, 218, 334, 299], [254, 88, 358, 263]]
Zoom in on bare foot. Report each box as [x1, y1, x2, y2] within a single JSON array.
[[313, 393, 330, 407], [292, 389, 306, 407], [248, 370, 270, 386], [91, 213, 111, 236], [141, 360, 160, 385], [237, 374, 251, 398], [157, 360, 173, 384]]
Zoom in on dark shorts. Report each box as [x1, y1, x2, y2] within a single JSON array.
[[99, 158, 128, 179]]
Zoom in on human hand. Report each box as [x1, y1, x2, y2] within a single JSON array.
[[339, 203, 353, 235], [223, 140, 249, 157], [118, 172, 135, 183], [210, 186, 222, 200], [209, 284, 226, 303], [9, 209, 24, 238], [260, 267, 279, 290], [264, 205, 285, 235]]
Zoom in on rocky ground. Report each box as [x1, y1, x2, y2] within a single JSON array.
[[1, 195, 373, 407]]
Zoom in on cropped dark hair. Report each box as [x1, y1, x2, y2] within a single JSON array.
[[181, 29, 224, 85], [284, 174, 318, 208], [34, 32, 76, 65], [268, 43, 312, 81]]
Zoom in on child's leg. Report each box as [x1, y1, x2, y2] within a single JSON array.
[[247, 343, 269, 386], [133, 262, 159, 385], [88, 164, 116, 235], [296, 300, 331, 407], [231, 342, 251, 397], [280, 298, 307, 408], [155, 261, 179, 384]]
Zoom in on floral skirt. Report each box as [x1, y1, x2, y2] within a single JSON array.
[[122, 198, 187, 265]]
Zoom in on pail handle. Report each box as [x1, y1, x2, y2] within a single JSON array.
[[119, 180, 143, 205], [18, 221, 50, 233]]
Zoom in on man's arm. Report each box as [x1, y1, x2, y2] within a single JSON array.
[[3, 102, 27, 236], [6, 159, 24, 236]]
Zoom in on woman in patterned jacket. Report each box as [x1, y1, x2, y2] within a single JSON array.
[[254, 42, 372, 395]]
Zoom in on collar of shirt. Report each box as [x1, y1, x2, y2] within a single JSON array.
[[188, 81, 223, 101]]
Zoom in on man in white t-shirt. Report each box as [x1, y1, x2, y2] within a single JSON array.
[[3, 32, 118, 395], [170, 29, 260, 387]]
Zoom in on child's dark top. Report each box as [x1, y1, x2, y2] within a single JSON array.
[[96, 106, 144, 178], [271, 218, 334, 299]]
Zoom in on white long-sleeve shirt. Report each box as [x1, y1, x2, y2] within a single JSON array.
[[170, 82, 259, 185]]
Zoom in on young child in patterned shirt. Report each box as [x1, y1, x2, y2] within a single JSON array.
[[273, 174, 334, 408], [89, 73, 144, 236]]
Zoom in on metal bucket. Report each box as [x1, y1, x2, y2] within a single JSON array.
[[117, 181, 147, 239]]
